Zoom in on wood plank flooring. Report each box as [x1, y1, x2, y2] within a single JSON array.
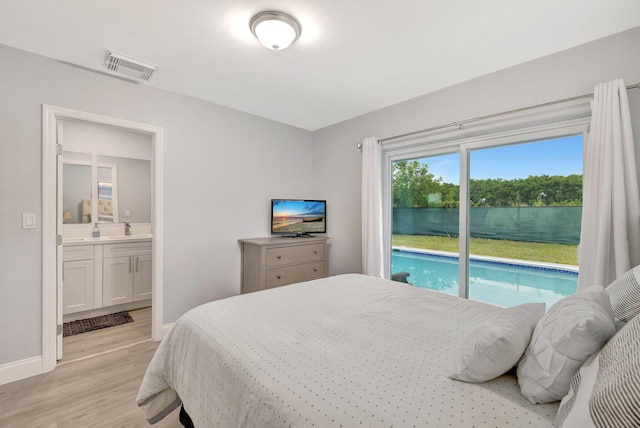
[[0, 340, 181, 428], [61, 307, 152, 363], [1, 308, 180, 427]]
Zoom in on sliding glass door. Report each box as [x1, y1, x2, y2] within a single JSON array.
[[467, 136, 582, 308], [386, 129, 584, 309], [391, 153, 460, 295]]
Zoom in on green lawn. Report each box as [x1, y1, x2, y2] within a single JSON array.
[[392, 234, 578, 266]]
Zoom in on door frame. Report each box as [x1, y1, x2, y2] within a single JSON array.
[[42, 104, 164, 372]]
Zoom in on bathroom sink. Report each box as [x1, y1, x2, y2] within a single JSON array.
[[107, 234, 152, 240]]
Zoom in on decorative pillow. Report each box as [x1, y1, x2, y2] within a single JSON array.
[[553, 351, 599, 428], [605, 264, 640, 322], [517, 285, 616, 404], [449, 303, 544, 383], [554, 313, 640, 427]]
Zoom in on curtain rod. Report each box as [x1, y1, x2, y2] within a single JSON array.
[[357, 82, 640, 148]]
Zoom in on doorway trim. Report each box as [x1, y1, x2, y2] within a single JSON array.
[[42, 104, 164, 373]]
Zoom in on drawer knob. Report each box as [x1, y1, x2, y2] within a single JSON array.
[[277, 275, 282, 279], [313, 251, 318, 254], [313, 268, 317, 272], [277, 255, 282, 259]]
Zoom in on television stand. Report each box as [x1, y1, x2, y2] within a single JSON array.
[[238, 236, 329, 294]]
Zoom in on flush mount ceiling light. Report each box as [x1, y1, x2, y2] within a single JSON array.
[[250, 11, 301, 51]]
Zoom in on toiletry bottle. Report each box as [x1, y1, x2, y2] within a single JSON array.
[[92, 223, 100, 238]]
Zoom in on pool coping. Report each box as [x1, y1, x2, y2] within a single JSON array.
[[392, 246, 579, 275]]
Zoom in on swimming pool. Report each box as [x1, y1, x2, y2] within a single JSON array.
[[391, 249, 578, 310]]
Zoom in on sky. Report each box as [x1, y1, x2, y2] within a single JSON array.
[[272, 199, 326, 217], [421, 135, 583, 185]]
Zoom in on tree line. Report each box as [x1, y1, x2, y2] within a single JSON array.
[[393, 160, 582, 208]]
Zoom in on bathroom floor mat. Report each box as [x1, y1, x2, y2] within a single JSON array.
[[63, 311, 134, 337]]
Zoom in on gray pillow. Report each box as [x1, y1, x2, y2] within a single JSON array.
[[554, 313, 640, 427], [606, 265, 640, 322]]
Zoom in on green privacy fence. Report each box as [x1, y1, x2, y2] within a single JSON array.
[[392, 207, 582, 244]]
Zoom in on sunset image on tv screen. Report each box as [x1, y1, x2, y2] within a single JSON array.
[[272, 200, 326, 234]]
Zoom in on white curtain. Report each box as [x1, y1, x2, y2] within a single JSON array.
[[361, 137, 385, 278], [578, 79, 640, 290]]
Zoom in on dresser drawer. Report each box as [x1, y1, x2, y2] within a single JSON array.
[[265, 243, 324, 268], [265, 261, 325, 289], [63, 245, 94, 262]]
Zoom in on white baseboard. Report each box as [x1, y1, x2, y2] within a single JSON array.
[[63, 301, 151, 323], [0, 356, 43, 386]]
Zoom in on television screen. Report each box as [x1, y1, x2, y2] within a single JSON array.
[[271, 199, 326, 236]]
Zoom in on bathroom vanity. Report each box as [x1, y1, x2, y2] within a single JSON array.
[[62, 234, 152, 321]]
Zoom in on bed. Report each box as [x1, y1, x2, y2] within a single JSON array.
[[137, 272, 640, 427]]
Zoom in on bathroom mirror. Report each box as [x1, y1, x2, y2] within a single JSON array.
[[97, 154, 151, 223], [62, 152, 92, 224], [63, 151, 151, 225]]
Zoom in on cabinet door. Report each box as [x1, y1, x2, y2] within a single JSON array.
[[133, 254, 153, 301], [63, 260, 94, 314], [103, 256, 134, 306]]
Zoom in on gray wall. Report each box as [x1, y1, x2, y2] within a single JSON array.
[[312, 26, 640, 277], [0, 44, 313, 365]]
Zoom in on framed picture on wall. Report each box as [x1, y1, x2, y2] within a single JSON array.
[[98, 181, 113, 200]]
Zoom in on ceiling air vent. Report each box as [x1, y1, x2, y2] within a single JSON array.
[[105, 49, 158, 81]]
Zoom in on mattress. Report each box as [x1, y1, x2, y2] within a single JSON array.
[[137, 273, 558, 426]]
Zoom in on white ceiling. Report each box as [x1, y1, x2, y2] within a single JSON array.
[[1, 1, 639, 131]]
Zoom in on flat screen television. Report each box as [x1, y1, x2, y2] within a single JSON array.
[[271, 199, 326, 237]]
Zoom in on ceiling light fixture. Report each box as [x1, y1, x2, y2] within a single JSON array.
[[250, 11, 301, 51]]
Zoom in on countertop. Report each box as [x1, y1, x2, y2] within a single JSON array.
[[62, 234, 152, 246]]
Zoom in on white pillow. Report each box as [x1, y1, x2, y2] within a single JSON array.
[[517, 285, 616, 404], [553, 351, 599, 428], [449, 303, 544, 383]]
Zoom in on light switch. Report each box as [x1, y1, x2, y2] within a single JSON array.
[[124, 209, 131, 218], [22, 213, 37, 229]]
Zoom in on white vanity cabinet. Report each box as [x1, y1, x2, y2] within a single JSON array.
[[103, 242, 152, 307], [62, 236, 152, 322], [62, 245, 95, 314]]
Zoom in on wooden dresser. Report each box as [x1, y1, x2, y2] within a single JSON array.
[[239, 237, 328, 294]]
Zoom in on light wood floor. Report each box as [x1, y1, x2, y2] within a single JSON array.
[[61, 307, 152, 363], [0, 307, 180, 427], [0, 340, 181, 428]]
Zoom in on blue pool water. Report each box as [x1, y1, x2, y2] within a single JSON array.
[[391, 249, 578, 310]]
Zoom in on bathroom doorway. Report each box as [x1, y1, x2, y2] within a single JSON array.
[[42, 105, 164, 371], [59, 120, 154, 362]]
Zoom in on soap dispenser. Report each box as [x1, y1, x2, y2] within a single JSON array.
[[124, 222, 131, 236], [92, 223, 100, 238]]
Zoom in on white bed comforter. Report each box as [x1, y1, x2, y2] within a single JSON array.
[[137, 274, 558, 427]]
